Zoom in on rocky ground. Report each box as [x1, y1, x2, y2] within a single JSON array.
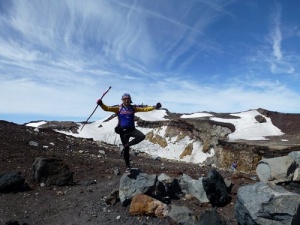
[[0, 120, 261, 225]]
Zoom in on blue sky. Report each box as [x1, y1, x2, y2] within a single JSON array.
[[1, 0, 300, 124]]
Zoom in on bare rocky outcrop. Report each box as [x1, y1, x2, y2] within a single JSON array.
[[37, 121, 80, 133], [0, 172, 30, 193], [258, 108, 300, 134], [234, 151, 300, 225], [137, 109, 300, 173], [35, 108, 300, 176], [32, 157, 74, 186], [80, 108, 300, 173], [235, 182, 300, 225], [256, 151, 300, 184], [140, 118, 233, 159], [116, 168, 233, 224]]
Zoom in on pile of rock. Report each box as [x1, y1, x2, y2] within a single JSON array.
[[105, 168, 231, 224], [235, 151, 300, 224], [2, 152, 300, 224]]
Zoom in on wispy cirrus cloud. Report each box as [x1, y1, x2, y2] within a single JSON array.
[[267, 3, 297, 75], [270, 3, 282, 61], [1, 0, 300, 124], [0, 0, 235, 80]]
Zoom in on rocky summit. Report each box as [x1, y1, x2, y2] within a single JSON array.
[[1, 108, 300, 225]]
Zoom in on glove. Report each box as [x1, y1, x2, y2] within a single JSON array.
[[96, 99, 103, 105], [155, 102, 162, 109]]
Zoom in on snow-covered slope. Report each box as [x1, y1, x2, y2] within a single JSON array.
[[210, 110, 284, 140], [27, 109, 284, 164]]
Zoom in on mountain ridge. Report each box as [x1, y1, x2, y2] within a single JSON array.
[[24, 108, 300, 174]]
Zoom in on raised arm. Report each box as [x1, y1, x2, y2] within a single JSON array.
[[134, 102, 162, 112], [97, 99, 119, 113]]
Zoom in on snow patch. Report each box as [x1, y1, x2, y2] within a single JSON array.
[[210, 110, 284, 140], [181, 112, 213, 118], [26, 121, 47, 127]]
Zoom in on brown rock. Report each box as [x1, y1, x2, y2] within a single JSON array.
[[129, 193, 169, 217]]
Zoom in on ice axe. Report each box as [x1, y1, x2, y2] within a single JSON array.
[[80, 86, 111, 131]]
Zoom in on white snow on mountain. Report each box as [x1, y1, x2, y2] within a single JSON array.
[[26, 121, 47, 127], [209, 110, 284, 141], [26, 109, 284, 164], [181, 112, 213, 118]]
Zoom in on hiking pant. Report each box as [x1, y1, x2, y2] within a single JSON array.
[[119, 128, 145, 167]]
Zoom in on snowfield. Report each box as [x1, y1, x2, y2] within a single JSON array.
[[27, 109, 284, 164]]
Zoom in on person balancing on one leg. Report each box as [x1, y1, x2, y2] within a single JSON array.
[[97, 93, 162, 172]]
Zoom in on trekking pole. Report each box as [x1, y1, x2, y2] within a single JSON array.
[[80, 86, 112, 131]]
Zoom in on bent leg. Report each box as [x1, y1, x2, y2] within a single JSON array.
[[121, 129, 145, 168], [127, 129, 145, 146]]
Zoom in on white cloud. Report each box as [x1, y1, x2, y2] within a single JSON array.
[[1, 0, 300, 124], [270, 4, 282, 61], [267, 3, 299, 75]]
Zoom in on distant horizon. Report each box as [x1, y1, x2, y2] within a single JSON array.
[[2, 106, 300, 125]]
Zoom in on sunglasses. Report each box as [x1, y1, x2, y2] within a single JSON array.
[[122, 98, 131, 100]]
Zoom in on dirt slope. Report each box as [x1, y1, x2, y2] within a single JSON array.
[[0, 120, 256, 225]]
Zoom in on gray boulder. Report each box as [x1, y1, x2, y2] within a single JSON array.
[[178, 173, 209, 203], [235, 182, 300, 225], [292, 168, 300, 182], [188, 177, 209, 203], [32, 157, 74, 186], [178, 173, 193, 194], [198, 209, 227, 225], [288, 152, 300, 181], [0, 172, 29, 193], [288, 151, 300, 166], [167, 205, 226, 225], [256, 156, 296, 183], [167, 205, 199, 225], [119, 169, 157, 206]]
